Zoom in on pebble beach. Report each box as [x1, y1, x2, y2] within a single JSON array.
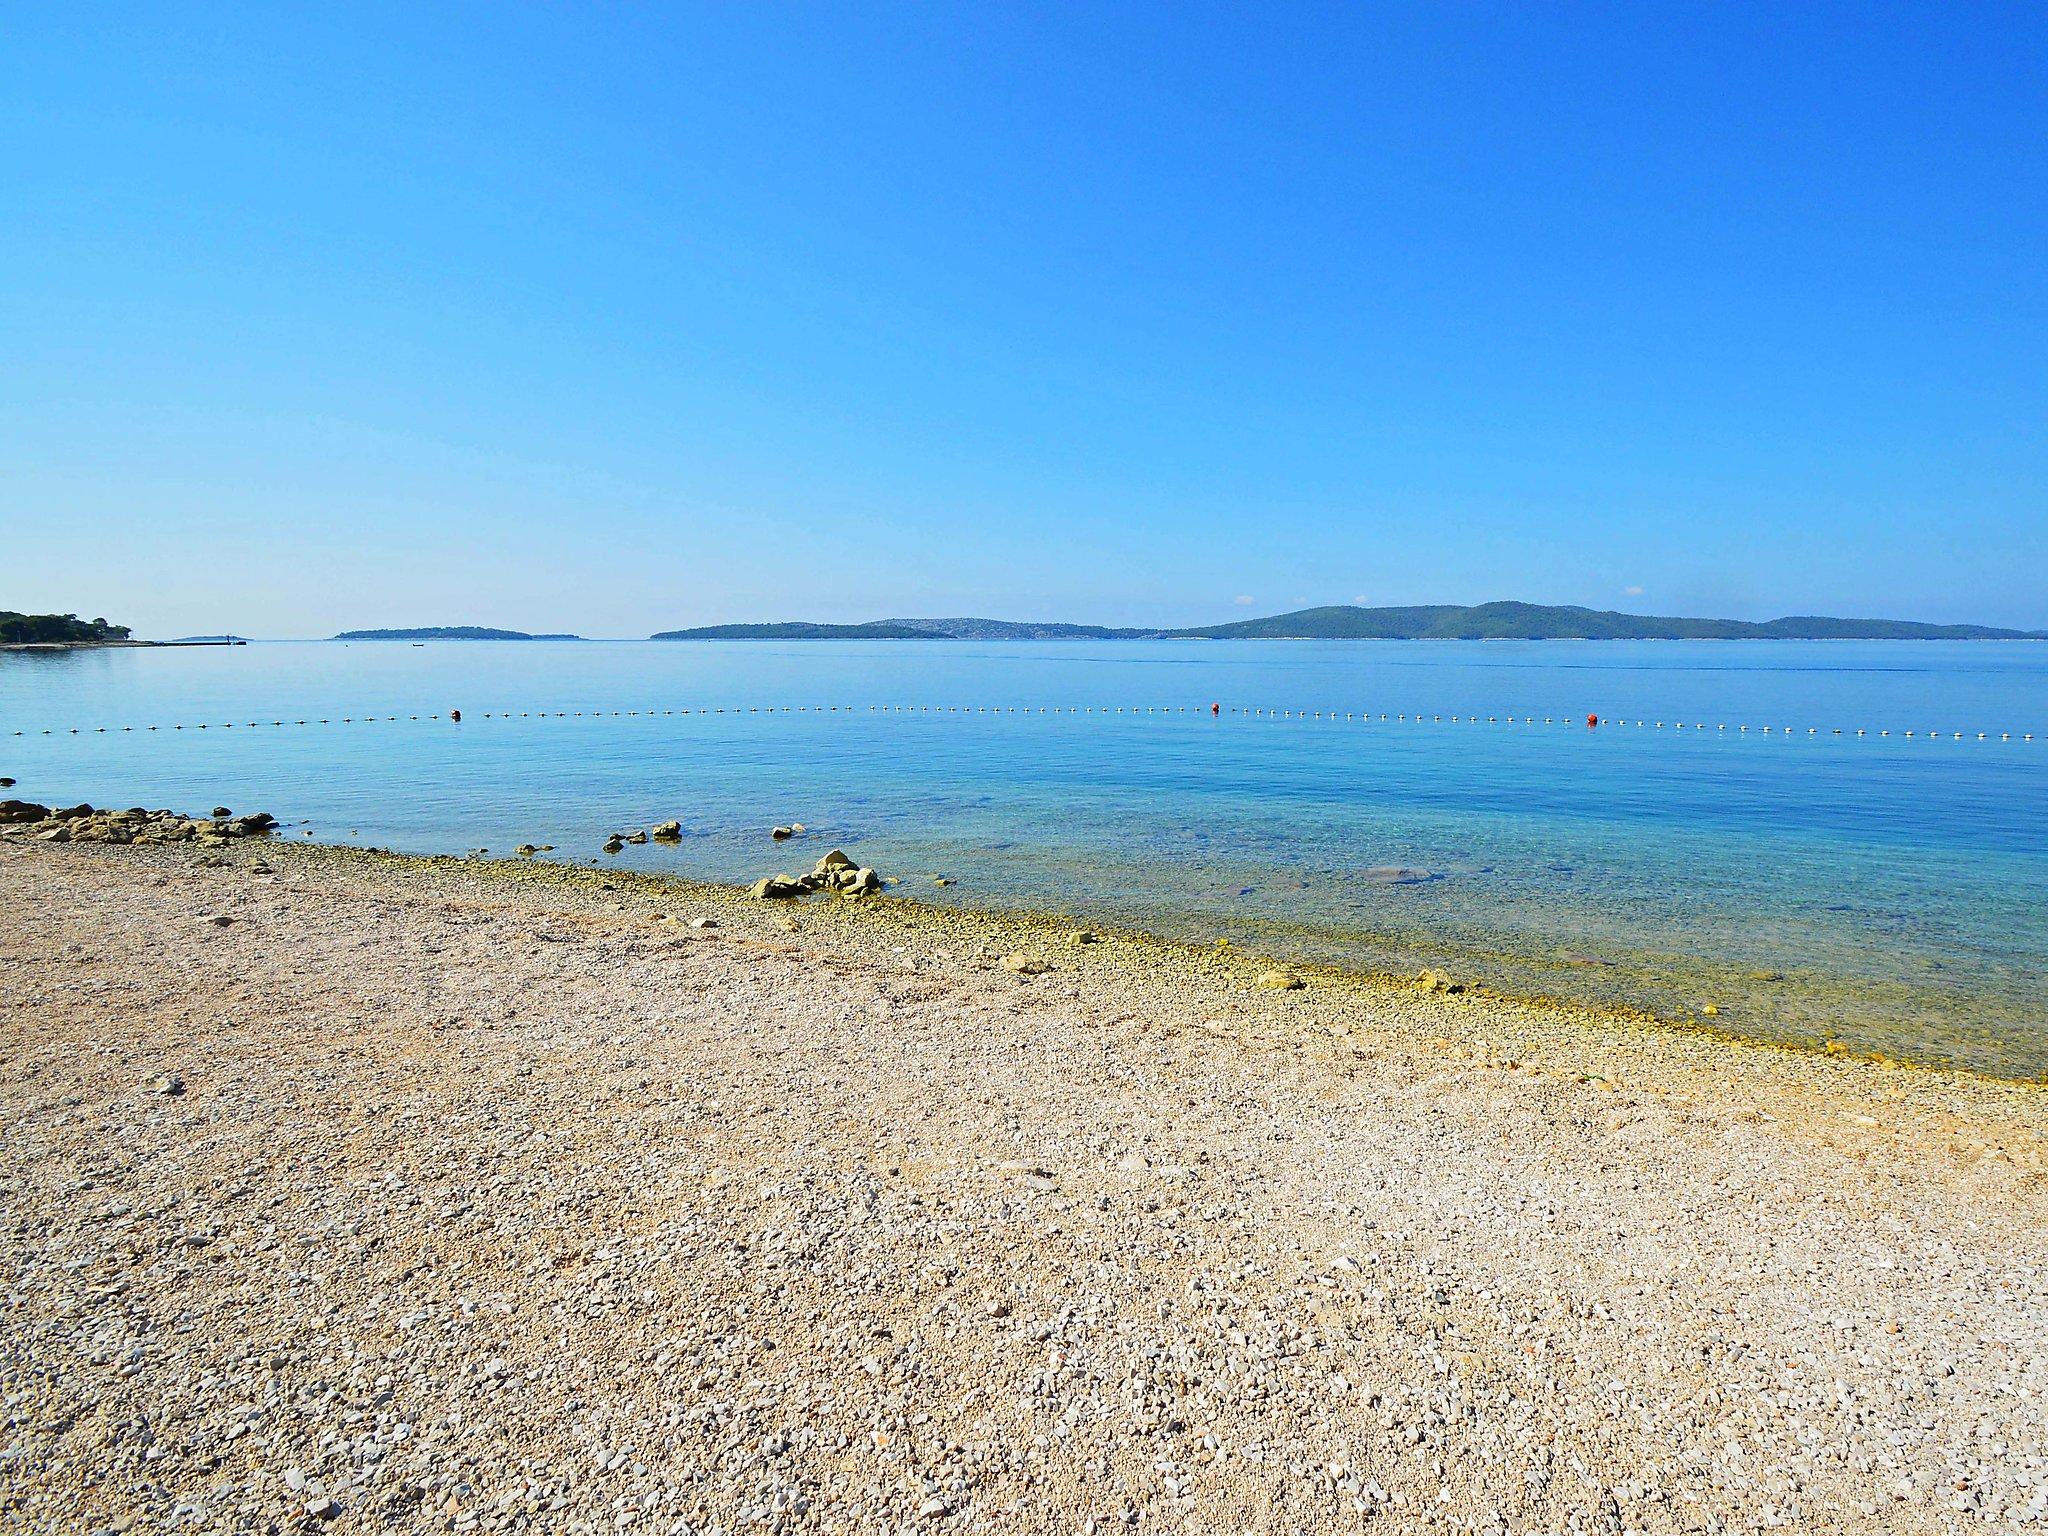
[[3, 831, 2045, 1535]]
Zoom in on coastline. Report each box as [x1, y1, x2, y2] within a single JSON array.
[[3, 795, 2042, 1083], [0, 639, 238, 652], [3, 831, 2044, 1531], [369, 841, 2043, 1104]]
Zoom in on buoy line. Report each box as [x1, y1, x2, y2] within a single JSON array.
[[1223, 709, 2038, 741], [8, 705, 2039, 742]]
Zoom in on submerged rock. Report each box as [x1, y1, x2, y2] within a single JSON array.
[[1362, 866, 1435, 886]]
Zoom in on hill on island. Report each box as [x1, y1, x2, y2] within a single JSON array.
[[650, 602, 2044, 642], [1171, 602, 2044, 640], [651, 618, 1152, 640], [333, 627, 585, 641]]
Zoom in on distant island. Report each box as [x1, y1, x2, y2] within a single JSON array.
[[1, 612, 135, 647], [333, 627, 586, 641], [651, 602, 2045, 642], [650, 618, 1141, 641]]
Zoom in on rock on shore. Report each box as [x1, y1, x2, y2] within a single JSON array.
[[750, 848, 886, 900], [0, 800, 275, 846]]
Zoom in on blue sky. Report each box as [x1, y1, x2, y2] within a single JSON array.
[[4, 4, 2043, 636]]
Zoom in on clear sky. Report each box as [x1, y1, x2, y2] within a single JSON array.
[[4, 5, 2043, 637]]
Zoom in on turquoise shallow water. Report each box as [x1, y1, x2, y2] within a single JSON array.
[[5, 639, 2045, 1076]]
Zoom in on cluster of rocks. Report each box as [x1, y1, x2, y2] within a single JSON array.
[[0, 800, 276, 846], [601, 820, 682, 855], [748, 847, 884, 900]]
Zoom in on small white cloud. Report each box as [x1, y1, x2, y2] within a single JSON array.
[[1624, 585, 1645, 596], [1233, 594, 1256, 606], [1354, 594, 1372, 604]]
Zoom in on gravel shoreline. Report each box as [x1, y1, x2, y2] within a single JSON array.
[[3, 836, 2044, 1534]]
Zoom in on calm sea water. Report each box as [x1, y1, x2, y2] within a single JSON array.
[[6, 640, 2045, 1076]]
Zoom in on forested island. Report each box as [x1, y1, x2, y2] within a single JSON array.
[[332, 627, 585, 641], [0, 612, 134, 646], [650, 602, 2045, 642]]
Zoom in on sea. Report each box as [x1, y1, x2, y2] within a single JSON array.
[[5, 639, 2044, 1077]]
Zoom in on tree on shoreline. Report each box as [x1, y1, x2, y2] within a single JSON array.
[[0, 612, 132, 644]]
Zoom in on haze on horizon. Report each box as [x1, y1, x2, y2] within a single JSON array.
[[4, 6, 2044, 639]]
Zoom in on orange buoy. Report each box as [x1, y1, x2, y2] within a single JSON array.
[[1587, 713, 1599, 728], [1211, 702, 1220, 716]]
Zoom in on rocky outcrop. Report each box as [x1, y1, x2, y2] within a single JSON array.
[[597, 820, 683, 853], [0, 802, 278, 846], [747, 849, 889, 901]]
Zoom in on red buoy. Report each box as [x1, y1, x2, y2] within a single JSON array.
[[1587, 713, 1598, 728], [1211, 702, 1221, 716]]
